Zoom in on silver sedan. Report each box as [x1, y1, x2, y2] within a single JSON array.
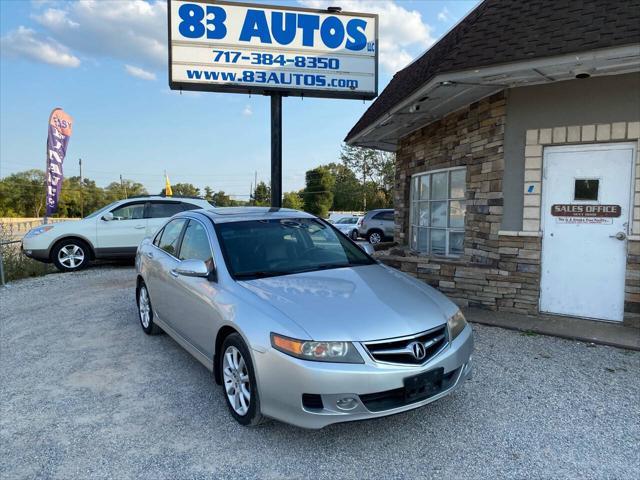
[[135, 207, 473, 429]]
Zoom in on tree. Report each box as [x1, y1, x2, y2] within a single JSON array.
[[339, 144, 395, 210], [211, 190, 232, 207], [253, 181, 270, 206], [106, 179, 147, 200], [303, 167, 334, 218], [0, 169, 46, 217], [282, 191, 303, 210], [325, 162, 362, 211], [160, 182, 200, 197]]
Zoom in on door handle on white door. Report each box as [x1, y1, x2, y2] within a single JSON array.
[[170, 270, 179, 278], [145, 252, 153, 259], [135, 225, 145, 229], [609, 232, 626, 241]]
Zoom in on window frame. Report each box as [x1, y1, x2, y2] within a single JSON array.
[[109, 201, 146, 221], [409, 166, 466, 257], [153, 218, 188, 259], [177, 218, 217, 275]]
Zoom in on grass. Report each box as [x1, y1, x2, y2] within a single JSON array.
[[0, 229, 55, 283]]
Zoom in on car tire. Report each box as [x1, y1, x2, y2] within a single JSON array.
[[51, 239, 91, 272], [137, 282, 161, 335], [220, 333, 265, 427], [367, 230, 383, 245], [350, 229, 358, 240]]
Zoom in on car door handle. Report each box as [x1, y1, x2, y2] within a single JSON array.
[[145, 252, 153, 259], [170, 270, 179, 278], [135, 225, 146, 229], [609, 232, 626, 241]]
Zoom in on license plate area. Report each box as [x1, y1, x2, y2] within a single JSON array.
[[403, 368, 444, 402]]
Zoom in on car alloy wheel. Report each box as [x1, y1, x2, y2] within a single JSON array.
[[222, 346, 251, 416], [58, 244, 85, 269], [138, 286, 151, 329], [368, 232, 382, 244], [137, 282, 160, 335]]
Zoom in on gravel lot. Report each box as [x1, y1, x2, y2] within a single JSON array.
[[1, 267, 639, 479]]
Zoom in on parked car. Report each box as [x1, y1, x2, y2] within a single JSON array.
[[333, 216, 361, 240], [358, 209, 395, 244], [135, 207, 473, 429], [21, 195, 213, 272]]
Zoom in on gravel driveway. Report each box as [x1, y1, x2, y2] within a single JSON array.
[[1, 267, 639, 479]]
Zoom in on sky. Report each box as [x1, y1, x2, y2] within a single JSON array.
[[0, 0, 478, 200]]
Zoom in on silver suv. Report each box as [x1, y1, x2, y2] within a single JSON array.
[[357, 209, 395, 244]]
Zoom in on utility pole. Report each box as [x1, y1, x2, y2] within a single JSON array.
[[120, 174, 127, 198], [79, 158, 83, 218]]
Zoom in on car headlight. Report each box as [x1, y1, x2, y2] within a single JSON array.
[[447, 310, 467, 341], [271, 333, 364, 364], [24, 225, 54, 238]]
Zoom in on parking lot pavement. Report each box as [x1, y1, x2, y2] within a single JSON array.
[[1, 267, 639, 480]]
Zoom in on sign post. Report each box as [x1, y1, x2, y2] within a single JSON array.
[[167, 0, 378, 207], [270, 93, 282, 207]]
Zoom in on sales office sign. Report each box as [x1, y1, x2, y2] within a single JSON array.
[[168, 0, 378, 99], [551, 204, 621, 225]]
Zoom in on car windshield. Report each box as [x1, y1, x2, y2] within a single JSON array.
[[83, 202, 119, 219], [216, 218, 375, 279], [336, 217, 357, 224]]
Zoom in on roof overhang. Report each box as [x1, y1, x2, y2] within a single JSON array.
[[347, 44, 640, 151]]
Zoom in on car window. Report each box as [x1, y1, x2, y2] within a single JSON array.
[[336, 217, 356, 224], [373, 211, 393, 221], [181, 202, 201, 211], [216, 218, 374, 279], [158, 218, 187, 256], [147, 201, 185, 219], [111, 202, 145, 220], [179, 220, 213, 265], [153, 227, 164, 247]]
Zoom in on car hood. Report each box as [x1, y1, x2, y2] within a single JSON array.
[[239, 264, 457, 342]]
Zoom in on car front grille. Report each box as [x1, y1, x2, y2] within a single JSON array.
[[363, 325, 448, 365]]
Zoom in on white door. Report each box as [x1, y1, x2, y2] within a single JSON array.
[[540, 143, 634, 322]]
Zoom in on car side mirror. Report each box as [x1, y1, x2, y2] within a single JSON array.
[[359, 242, 375, 255], [174, 259, 211, 278], [101, 212, 114, 221]]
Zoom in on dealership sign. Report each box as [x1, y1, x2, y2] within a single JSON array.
[[168, 0, 378, 99]]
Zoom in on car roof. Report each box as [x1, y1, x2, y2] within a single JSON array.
[[196, 207, 317, 224]]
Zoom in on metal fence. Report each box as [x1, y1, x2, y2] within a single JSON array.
[[0, 239, 21, 287]]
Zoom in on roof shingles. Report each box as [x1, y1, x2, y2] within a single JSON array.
[[346, 0, 640, 141]]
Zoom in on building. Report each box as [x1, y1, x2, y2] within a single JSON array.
[[346, 0, 640, 325]]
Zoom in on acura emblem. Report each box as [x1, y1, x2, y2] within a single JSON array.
[[408, 341, 426, 360]]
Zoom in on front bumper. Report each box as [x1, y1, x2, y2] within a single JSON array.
[[21, 243, 51, 262], [254, 324, 473, 429]]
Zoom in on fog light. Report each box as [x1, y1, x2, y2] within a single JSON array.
[[336, 397, 358, 411]]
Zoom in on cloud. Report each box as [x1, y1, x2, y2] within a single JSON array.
[[300, 0, 434, 73], [32, 8, 79, 29], [242, 105, 253, 117], [438, 7, 451, 22], [33, 1, 167, 70], [0, 26, 80, 68], [125, 64, 156, 81]]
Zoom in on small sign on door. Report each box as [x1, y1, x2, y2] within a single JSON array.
[[551, 204, 621, 218]]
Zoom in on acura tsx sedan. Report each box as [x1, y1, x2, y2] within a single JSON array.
[[135, 207, 473, 429]]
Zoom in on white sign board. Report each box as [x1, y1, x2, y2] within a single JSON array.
[[168, 0, 378, 99]]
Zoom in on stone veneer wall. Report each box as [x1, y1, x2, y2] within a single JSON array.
[[382, 91, 541, 314], [379, 94, 639, 322]]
